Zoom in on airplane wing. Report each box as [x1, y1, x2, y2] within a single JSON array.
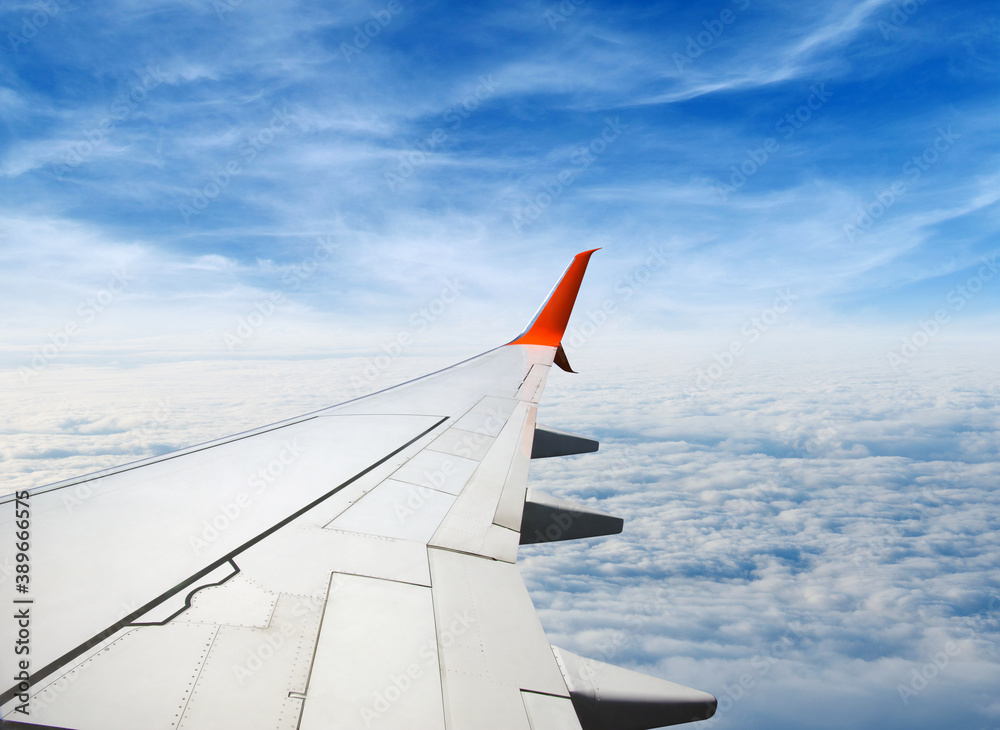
[[1, 250, 717, 730]]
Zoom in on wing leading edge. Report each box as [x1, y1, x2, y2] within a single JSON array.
[[1, 250, 716, 730]]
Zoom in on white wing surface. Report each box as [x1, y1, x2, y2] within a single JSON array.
[[1, 250, 716, 730]]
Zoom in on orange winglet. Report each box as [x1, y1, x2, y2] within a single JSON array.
[[507, 249, 600, 347]]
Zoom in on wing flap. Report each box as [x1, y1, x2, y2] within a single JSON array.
[[298, 573, 445, 730], [176, 593, 321, 729], [388, 449, 480, 496], [492, 404, 538, 532], [27, 623, 220, 730], [428, 548, 571, 729], [326, 478, 457, 542], [427, 427, 496, 460], [428, 400, 532, 560]]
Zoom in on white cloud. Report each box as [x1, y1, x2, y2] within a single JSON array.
[[1, 321, 998, 729], [521, 342, 1000, 728]]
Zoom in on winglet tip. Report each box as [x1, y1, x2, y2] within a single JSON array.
[[508, 249, 600, 348]]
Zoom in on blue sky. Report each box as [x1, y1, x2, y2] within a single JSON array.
[[1, 0, 997, 360], [2, 1, 999, 729]]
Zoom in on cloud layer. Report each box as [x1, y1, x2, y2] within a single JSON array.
[[3, 339, 998, 729], [2, 2, 998, 728], [1, 0, 997, 349]]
